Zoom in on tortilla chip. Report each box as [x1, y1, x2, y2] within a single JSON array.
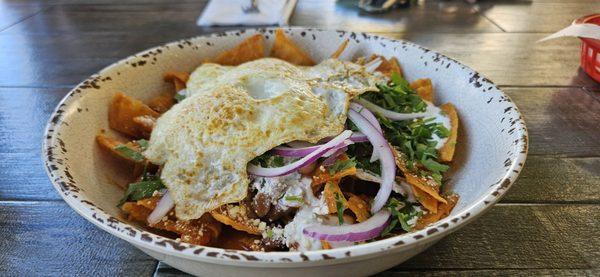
[[415, 194, 459, 230], [438, 103, 459, 162], [321, 240, 332, 249], [323, 181, 347, 214], [270, 29, 315, 66], [366, 54, 402, 77], [213, 34, 265, 66], [132, 115, 155, 137], [96, 134, 143, 164], [354, 56, 367, 65], [390, 146, 447, 207], [346, 193, 370, 222], [210, 204, 262, 235], [405, 174, 447, 204], [330, 39, 349, 59], [411, 185, 438, 213], [108, 92, 160, 138], [312, 166, 357, 189], [147, 93, 175, 114], [163, 71, 190, 91], [410, 78, 433, 102], [389, 57, 403, 77], [122, 201, 221, 245]]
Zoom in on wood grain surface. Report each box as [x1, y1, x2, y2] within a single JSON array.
[[0, 0, 597, 276]]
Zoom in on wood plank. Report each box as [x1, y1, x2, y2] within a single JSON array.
[[395, 204, 599, 270], [3, 1, 501, 35], [0, 201, 157, 276], [503, 157, 600, 203], [504, 87, 600, 157], [3, 2, 224, 35], [389, 32, 597, 87], [151, 204, 599, 275], [0, 87, 68, 201], [379, 269, 600, 276], [153, 265, 600, 277], [483, 0, 600, 33], [0, 3, 46, 32], [0, 31, 593, 87]]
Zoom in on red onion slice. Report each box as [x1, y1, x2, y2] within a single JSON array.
[[248, 130, 352, 177], [364, 58, 383, 73], [302, 210, 391, 242], [350, 102, 383, 162], [350, 102, 382, 134], [321, 145, 349, 166], [273, 132, 367, 157], [348, 109, 396, 213], [354, 98, 431, 121], [147, 191, 174, 225]]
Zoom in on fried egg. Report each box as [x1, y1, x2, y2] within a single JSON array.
[[144, 58, 386, 220]]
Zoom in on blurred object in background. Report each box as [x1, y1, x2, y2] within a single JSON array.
[[538, 14, 600, 83], [358, 0, 478, 13], [197, 0, 297, 26], [358, 0, 410, 13]]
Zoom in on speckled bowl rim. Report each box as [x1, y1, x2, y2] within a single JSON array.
[[42, 27, 528, 266]]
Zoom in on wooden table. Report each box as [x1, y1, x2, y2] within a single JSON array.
[[1, 0, 598, 276]]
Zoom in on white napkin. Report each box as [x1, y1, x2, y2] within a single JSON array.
[[197, 0, 297, 27], [538, 23, 600, 42]]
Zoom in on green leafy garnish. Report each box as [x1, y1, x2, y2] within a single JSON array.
[[359, 73, 426, 114], [328, 157, 356, 175], [174, 93, 186, 103], [377, 115, 450, 177], [265, 229, 274, 238], [380, 198, 422, 236], [113, 145, 144, 162], [284, 195, 304, 203], [421, 158, 449, 173], [335, 192, 345, 225], [136, 139, 149, 151], [118, 178, 165, 206], [251, 152, 285, 167]]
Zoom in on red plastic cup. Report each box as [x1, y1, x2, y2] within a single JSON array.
[[575, 14, 600, 83]]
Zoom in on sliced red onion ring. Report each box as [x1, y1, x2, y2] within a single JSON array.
[[302, 210, 391, 242], [147, 190, 174, 225], [348, 109, 396, 213], [321, 146, 348, 166], [248, 130, 352, 177], [273, 132, 367, 157], [350, 102, 382, 134], [364, 58, 383, 73], [287, 141, 316, 148], [350, 102, 383, 162], [349, 132, 369, 142], [354, 98, 431, 121]]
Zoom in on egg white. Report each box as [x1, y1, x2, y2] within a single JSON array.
[[144, 58, 386, 220]]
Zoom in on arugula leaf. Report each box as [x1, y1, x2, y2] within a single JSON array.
[[174, 93, 186, 103], [118, 178, 165, 206], [328, 157, 356, 175], [335, 192, 345, 225], [114, 145, 144, 162]]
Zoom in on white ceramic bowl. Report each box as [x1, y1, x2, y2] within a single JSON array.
[[43, 28, 528, 277]]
